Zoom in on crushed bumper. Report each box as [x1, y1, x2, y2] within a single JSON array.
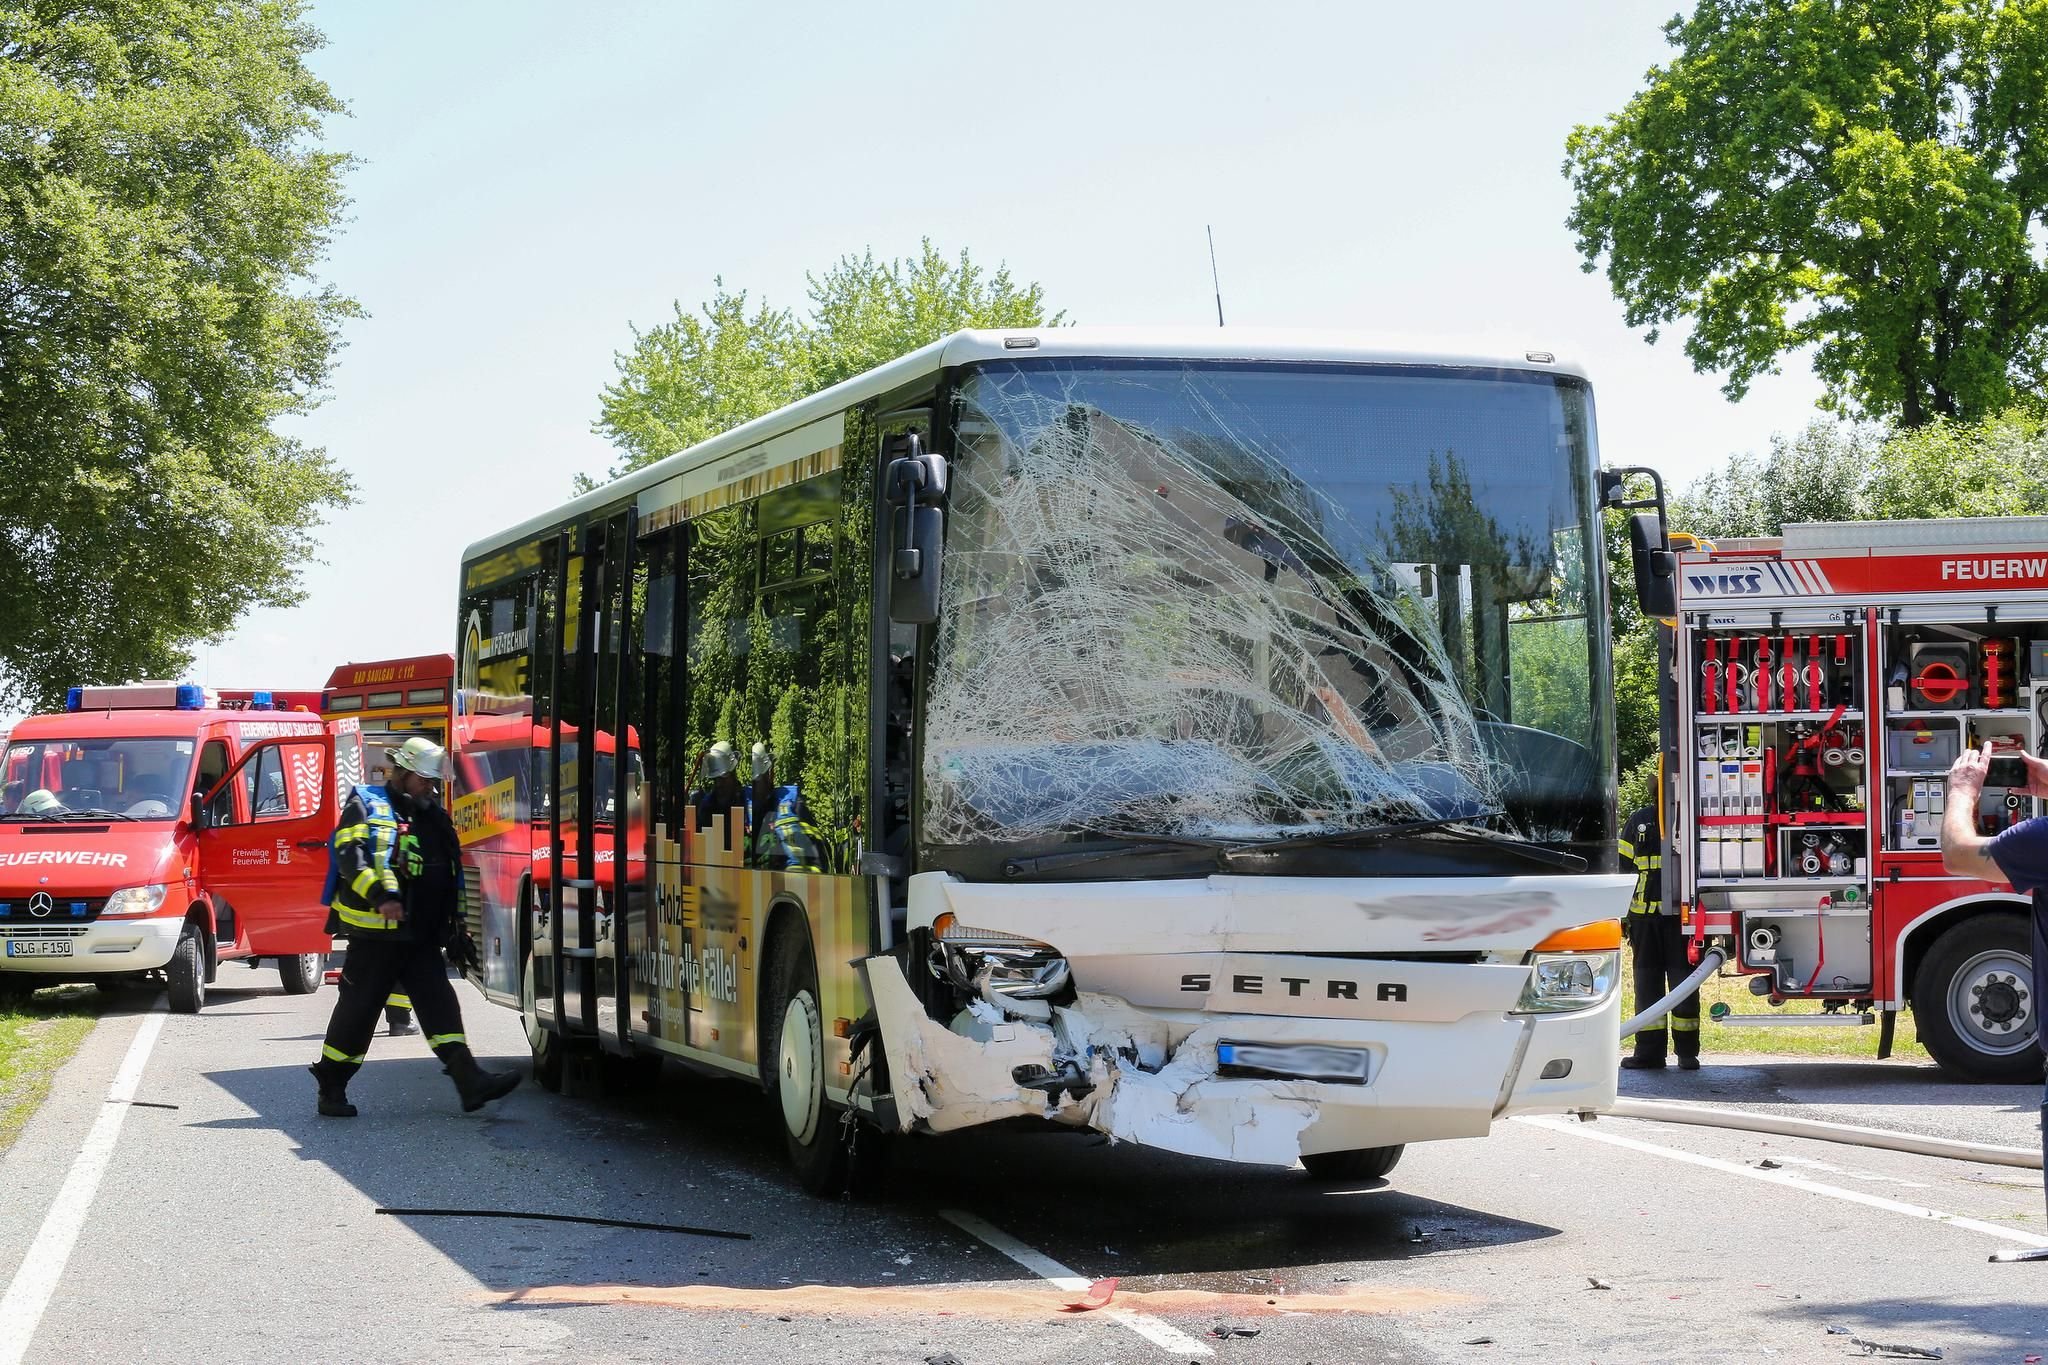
[[865, 954, 1620, 1166]]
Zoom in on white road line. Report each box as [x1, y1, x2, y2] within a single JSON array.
[[1518, 1114, 2048, 1250], [0, 1007, 167, 1365], [939, 1208, 1215, 1357]]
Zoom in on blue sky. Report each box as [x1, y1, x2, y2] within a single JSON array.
[[199, 1, 1828, 690]]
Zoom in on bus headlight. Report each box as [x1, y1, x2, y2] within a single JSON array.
[[1517, 951, 1619, 1012], [929, 912, 1071, 1000], [101, 884, 169, 918]]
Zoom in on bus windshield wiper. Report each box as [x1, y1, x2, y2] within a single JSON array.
[[1001, 832, 1226, 879], [1224, 812, 1587, 871]]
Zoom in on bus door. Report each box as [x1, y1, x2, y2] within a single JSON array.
[[550, 511, 636, 1046]]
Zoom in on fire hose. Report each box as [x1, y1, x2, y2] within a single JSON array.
[[1618, 947, 1726, 1041]]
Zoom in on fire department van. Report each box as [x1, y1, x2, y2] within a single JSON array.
[[0, 683, 361, 1011]]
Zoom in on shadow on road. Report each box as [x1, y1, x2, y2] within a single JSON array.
[[1624, 1056, 2042, 1114], [190, 1050, 1557, 1297], [1767, 1290, 2048, 1358]]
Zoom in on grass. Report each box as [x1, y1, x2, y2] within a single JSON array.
[[1623, 949, 1930, 1063], [0, 984, 105, 1154]]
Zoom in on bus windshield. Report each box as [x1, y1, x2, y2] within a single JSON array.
[[925, 359, 1610, 857]]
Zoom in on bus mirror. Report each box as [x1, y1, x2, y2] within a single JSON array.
[[886, 440, 948, 625], [891, 505, 945, 624], [1629, 511, 1676, 618]]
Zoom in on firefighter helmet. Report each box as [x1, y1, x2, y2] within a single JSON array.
[[389, 736, 447, 781]]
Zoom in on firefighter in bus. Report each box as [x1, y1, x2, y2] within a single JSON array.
[[1939, 739, 2048, 1242], [308, 737, 515, 1118], [690, 739, 748, 836], [1619, 776, 1701, 1071]]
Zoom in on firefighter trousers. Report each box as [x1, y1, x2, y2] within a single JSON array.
[[1627, 913, 1700, 1061], [314, 938, 468, 1083]]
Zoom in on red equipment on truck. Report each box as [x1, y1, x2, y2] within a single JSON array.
[[1666, 518, 2048, 1081], [0, 683, 363, 1011]]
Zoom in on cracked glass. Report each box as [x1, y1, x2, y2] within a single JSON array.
[[923, 359, 1610, 856]]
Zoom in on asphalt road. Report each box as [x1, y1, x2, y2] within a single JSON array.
[[0, 971, 2043, 1364]]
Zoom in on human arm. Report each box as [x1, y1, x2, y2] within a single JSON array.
[[1943, 743, 2048, 884]]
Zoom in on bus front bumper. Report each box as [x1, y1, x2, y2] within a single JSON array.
[[863, 956, 1620, 1165]]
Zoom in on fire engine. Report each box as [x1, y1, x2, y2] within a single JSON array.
[[1664, 517, 2048, 1081], [0, 683, 361, 1012]]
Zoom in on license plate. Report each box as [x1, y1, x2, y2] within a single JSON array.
[[5, 939, 72, 957], [1217, 1040, 1369, 1085]]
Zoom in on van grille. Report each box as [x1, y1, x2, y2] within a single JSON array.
[[0, 896, 106, 925]]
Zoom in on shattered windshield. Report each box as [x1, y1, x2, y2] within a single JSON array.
[[923, 359, 1610, 855]]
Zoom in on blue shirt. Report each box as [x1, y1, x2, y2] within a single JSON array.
[[1984, 818, 2048, 1058]]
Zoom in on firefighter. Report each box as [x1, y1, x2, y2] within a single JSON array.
[[690, 740, 747, 834], [308, 737, 514, 1118], [748, 743, 824, 872], [1620, 785, 1701, 1071]]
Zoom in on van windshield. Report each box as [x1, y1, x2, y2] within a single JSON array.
[[1, 738, 196, 820]]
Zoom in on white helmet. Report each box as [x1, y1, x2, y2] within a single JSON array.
[[389, 736, 447, 780], [18, 789, 61, 817], [702, 740, 737, 780], [750, 742, 773, 780]]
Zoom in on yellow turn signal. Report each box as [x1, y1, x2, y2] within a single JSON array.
[[1533, 919, 1623, 952]]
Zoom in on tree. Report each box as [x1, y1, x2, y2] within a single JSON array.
[[1565, 1, 2048, 426], [1670, 420, 1875, 540], [588, 240, 1060, 487], [0, 1, 356, 712]]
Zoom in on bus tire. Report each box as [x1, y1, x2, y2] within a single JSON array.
[[1913, 913, 2043, 1083], [764, 927, 847, 1197], [167, 925, 206, 1014], [522, 953, 565, 1093], [278, 953, 323, 996], [1300, 1145, 1404, 1182]]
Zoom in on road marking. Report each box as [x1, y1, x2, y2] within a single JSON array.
[[1519, 1114, 2048, 1250], [939, 1208, 1214, 1357], [0, 1007, 167, 1365]]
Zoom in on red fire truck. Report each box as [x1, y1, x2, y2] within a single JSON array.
[[0, 683, 362, 1011], [1666, 517, 2047, 1081]]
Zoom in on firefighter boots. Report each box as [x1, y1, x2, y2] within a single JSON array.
[[308, 1061, 358, 1118], [385, 1005, 415, 1036], [439, 1044, 520, 1113]]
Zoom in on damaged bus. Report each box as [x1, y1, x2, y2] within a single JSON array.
[[454, 329, 1635, 1195]]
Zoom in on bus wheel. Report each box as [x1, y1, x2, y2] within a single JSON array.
[[1914, 913, 2043, 1083], [277, 953, 324, 996], [765, 929, 846, 1196], [1301, 1145, 1404, 1182], [167, 925, 206, 1013], [522, 954, 565, 1093]]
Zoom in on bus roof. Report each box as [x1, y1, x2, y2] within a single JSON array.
[[461, 327, 1589, 564]]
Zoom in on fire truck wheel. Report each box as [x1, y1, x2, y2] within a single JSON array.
[[521, 953, 565, 1093], [1301, 1145, 1405, 1182], [167, 925, 206, 1014], [764, 927, 847, 1197], [1914, 914, 2044, 1084], [277, 953, 323, 996]]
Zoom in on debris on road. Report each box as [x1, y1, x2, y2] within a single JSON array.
[[1462, 1337, 1496, 1346], [1756, 1159, 1782, 1170], [926, 1354, 966, 1365], [1826, 1326, 1850, 1335], [1586, 1276, 1614, 1290], [1062, 1278, 1117, 1312], [1209, 1324, 1261, 1338], [1847, 1338, 1944, 1360]]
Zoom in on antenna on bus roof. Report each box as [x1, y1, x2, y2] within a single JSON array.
[[1206, 225, 1225, 327]]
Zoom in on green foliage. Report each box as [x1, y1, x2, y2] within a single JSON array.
[[1566, 0, 2048, 426], [1865, 408, 2048, 517], [0, 2, 357, 711], [1670, 421, 1876, 540], [588, 240, 1061, 490]]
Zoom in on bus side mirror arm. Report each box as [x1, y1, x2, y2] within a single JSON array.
[[885, 434, 949, 625], [1603, 465, 1676, 619]]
